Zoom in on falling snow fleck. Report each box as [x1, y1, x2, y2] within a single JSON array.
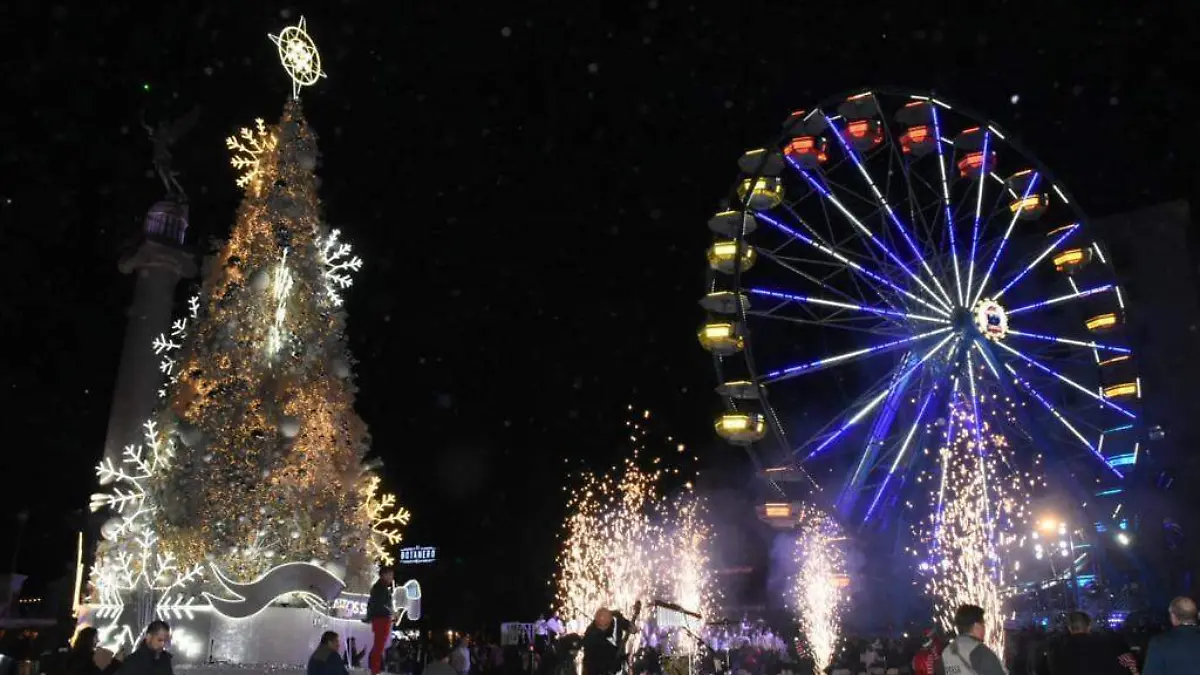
[[587, 63, 599, 74], [1010, 94, 1019, 104], [501, 26, 512, 37]]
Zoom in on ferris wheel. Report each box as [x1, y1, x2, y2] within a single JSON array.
[[699, 88, 1142, 532]]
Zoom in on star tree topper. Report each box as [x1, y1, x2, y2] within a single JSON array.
[[269, 16, 327, 99]]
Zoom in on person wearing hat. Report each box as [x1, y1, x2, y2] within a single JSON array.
[[912, 629, 941, 675]]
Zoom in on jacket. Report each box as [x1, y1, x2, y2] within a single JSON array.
[[1144, 624, 1200, 675], [1047, 633, 1132, 675], [934, 635, 1005, 675], [366, 580, 395, 619], [113, 645, 173, 675], [64, 648, 122, 675], [581, 616, 632, 675], [307, 645, 349, 675]]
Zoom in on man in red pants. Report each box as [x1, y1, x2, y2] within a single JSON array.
[[366, 566, 396, 675]]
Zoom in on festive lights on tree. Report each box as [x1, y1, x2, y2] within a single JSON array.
[[791, 507, 846, 675], [87, 18, 407, 641]]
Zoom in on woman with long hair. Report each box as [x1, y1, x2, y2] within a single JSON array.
[[64, 627, 124, 675]]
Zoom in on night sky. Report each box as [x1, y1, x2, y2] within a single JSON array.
[[1, 2, 1197, 627]]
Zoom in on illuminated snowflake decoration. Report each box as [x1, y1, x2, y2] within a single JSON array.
[[188, 295, 201, 319], [317, 228, 363, 307], [154, 319, 188, 398], [360, 476, 410, 566], [89, 420, 205, 650], [269, 16, 327, 99], [226, 118, 277, 190]]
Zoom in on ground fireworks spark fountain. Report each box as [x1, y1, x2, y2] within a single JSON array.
[[918, 380, 1040, 657], [792, 508, 846, 675], [555, 407, 716, 638]]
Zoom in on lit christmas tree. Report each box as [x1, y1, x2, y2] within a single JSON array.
[[87, 18, 407, 644]]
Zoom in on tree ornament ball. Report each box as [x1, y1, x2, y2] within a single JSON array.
[[250, 269, 271, 293], [178, 423, 204, 448], [279, 416, 302, 438], [100, 517, 124, 541], [297, 150, 318, 171], [332, 358, 351, 379]]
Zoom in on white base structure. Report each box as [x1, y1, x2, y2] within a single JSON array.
[[80, 562, 422, 666]]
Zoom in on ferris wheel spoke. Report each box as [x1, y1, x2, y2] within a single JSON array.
[[801, 332, 955, 462], [963, 131, 992, 304], [839, 350, 928, 516], [929, 106, 965, 305], [762, 327, 952, 385], [1005, 329, 1131, 355], [787, 157, 953, 313], [747, 311, 905, 337], [756, 211, 950, 317], [1007, 284, 1115, 316], [997, 357, 1125, 479], [993, 224, 1081, 301], [748, 288, 950, 326], [759, 246, 910, 323], [823, 114, 956, 309], [992, 340, 1136, 419], [970, 173, 1042, 305], [864, 376, 941, 522]]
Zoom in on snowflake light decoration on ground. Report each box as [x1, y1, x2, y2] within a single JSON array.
[[317, 229, 363, 306], [89, 420, 205, 650], [226, 118, 277, 191], [360, 476, 411, 566], [268, 16, 327, 99]]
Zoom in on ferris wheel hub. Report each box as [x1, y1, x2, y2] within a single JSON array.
[[972, 298, 1009, 341]]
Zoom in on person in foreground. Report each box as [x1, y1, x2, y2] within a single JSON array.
[[366, 566, 396, 675], [1143, 596, 1200, 675], [66, 626, 126, 675], [582, 607, 633, 675], [934, 605, 1005, 675], [114, 621, 173, 675], [307, 631, 349, 675], [423, 639, 458, 675], [1048, 611, 1135, 675]]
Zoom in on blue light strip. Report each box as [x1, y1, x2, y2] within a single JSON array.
[[755, 211, 951, 317], [787, 156, 953, 312], [764, 327, 951, 383], [747, 288, 949, 324], [994, 224, 1080, 300], [1107, 454, 1136, 467], [1003, 363, 1125, 478], [865, 383, 938, 521], [964, 131, 991, 302], [1005, 329, 1131, 354], [842, 353, 915, 513], [823, 114, 955, 309], [996, 341, 1136, 419], [930, 106, 964, 305], [1008, 284, 1114, 316], [1095, 488, 1123, 497], [971, 172, 1040, 306], [804, 333, 955, 460]]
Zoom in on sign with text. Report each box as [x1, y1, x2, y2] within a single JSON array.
[[398, 546, 437, 565]]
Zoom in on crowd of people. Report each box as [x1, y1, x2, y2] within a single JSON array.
[[6, 562, 1200, 675]]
